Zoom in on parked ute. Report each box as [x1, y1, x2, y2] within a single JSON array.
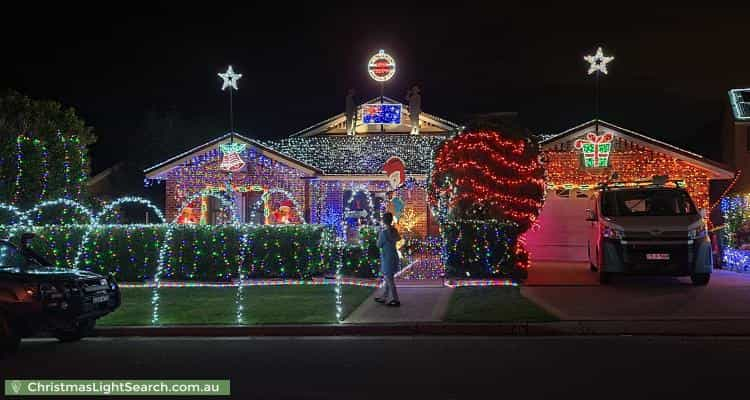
[[586, 179, 712, 285], [0, 234, 120, 354]]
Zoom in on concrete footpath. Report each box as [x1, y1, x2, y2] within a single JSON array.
[[345, 285, 454, 324], [95, 319, 750, 337]]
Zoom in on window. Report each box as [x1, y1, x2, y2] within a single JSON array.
[[244, 192, 264, 224], [601, 189, 697, 217]]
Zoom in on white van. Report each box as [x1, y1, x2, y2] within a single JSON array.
[[586, 181, 712, 285]]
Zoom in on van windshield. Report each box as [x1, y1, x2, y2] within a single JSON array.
[[601, 189, 697, 217]]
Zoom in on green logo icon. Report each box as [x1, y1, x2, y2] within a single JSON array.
[[10, 380, 22, 394]]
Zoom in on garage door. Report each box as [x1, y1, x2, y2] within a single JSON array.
[[524, 188, 591, 262]]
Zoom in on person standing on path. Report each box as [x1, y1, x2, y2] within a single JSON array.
[[375, 212, 401, 307]]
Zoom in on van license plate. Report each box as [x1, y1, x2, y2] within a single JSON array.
[[93, 295, 109, 304], [646, 253, 670, 260]]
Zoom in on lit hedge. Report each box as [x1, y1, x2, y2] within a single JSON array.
[[339, 226, 379, 278], [0, 224, 353, 282], [442, 220, 526, 280]]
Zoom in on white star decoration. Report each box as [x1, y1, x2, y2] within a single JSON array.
[[218, 65, 242, 91], [584, 47, 614, 75]]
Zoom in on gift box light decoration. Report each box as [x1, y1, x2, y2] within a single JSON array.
[[544, 138, 713, 210], [574, 132, 613, 168]]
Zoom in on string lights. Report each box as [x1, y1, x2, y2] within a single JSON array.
[[7, 133, 88, 208], [544, 139, 713, 209], [584, 46, 614, 75], [428, 131, 545, 234]]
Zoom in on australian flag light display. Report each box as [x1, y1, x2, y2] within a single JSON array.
[[362, 104, 402, 125]]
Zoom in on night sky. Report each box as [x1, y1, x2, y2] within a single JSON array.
[[2, 4, 749, 174]]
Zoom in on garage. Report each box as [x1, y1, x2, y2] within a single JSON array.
[[525, 188, 591, 262], [525, 120, 734, 265]]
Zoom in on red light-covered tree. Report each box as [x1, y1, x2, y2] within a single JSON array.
[[428, 130, 545, 233]]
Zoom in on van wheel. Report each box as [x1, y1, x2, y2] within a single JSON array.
[[54, 319, 95, 343], [1, 313, 20, 355], [691, 273, 710, 286], [599, 270, 612, 284]]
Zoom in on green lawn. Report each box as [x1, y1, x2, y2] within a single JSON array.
[[98, 285, 374, 326], [444, 287, 558, 323]]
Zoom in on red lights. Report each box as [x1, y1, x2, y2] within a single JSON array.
[[428, 130, 545, 233]]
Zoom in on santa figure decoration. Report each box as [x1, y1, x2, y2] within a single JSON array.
[[382, 156, 406, 190], [272, 199, 296, 224]]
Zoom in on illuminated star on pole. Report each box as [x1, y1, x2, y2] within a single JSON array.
[[218, 65, 242, 90], [584, 47, 614, 75]]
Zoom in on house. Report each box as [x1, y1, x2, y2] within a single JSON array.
[[721, 88, 750, 193], [143, 96, 461, 237], [525, 119, 735, 261]]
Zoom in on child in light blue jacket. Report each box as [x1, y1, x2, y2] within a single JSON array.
[[375, 212, 401, 306]]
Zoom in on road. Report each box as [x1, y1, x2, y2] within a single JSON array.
[[2, 336, 749, 399]]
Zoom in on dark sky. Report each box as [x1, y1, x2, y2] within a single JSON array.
[[2, 4, 749, 173]]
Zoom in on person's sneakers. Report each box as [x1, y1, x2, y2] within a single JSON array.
[[387, 300, 401, 307], [374, 297, 386, 304]]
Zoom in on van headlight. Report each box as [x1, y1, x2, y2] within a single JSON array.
[[689, 223, 708, 240], [602, 224, 624, 239]]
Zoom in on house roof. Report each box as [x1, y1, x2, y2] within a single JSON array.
[[264, 134, 450, 175], [290, 96, 462, 137], [729, 88, 750, 121], [143, 132, 323, 179], [541, 119, 735, 180], [144, 96, 461, 178]]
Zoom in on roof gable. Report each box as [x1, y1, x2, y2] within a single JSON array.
[[291, 96, 461, 137], [541, 119, 734, 180], [143, 132, 321, 179]]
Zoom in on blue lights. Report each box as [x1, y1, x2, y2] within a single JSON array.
[[362, 104, 402, 125]]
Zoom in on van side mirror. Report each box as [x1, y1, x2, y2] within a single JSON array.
[[585, 209, 596, 221]]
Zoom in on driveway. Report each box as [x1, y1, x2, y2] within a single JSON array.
[[522, 261, 750, 320]]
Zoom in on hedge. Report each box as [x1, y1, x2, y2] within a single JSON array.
[[2, 221, 526, 281], [339, 226, 379, 278], [442, 220, 526, 279], [0, 224, 373, 282]]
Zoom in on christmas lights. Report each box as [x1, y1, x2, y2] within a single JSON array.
[[574, 132, 613, 168], [544, 143, 713, 210], [367, 49, 396, 82], [219, 142, 247, 172], [728, 88, 750, 121], [342, 184, 377, 241], [218, 65, 242, 91], [98, 196, 167, 224], [720, 194, 750, 249], [444, 279, 518, 288], [117, 278, 379, 288], [362, 104, 402, 125], [428, 131, 545, 233], [6, 133, 89, 208], [264, 134, 446, 174], [441, 219, 525, 278], [721, 248, 750, 273], [584, 46, 614, 75]]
